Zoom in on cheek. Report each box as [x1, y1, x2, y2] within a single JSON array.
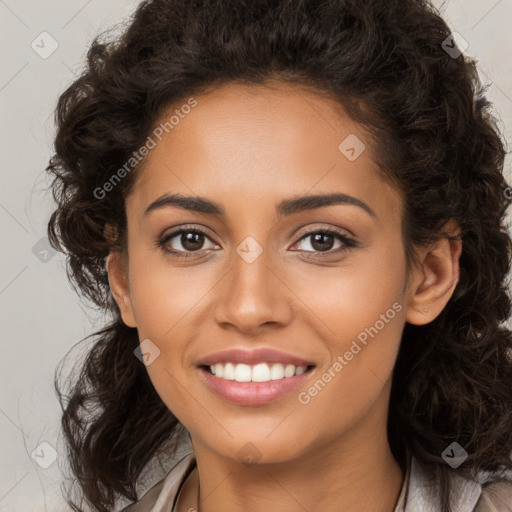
[[290, 238, 407, 347], [125, 250, 216, 399], [289, 243, 407, 412], [127, 251, 214, 340], [292, 300, 405, 449], [125, 253, 208, 421]]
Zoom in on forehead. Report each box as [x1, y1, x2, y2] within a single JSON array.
[[126, 81, 401, 222]]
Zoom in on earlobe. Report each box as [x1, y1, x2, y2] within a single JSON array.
[[105, 251, 137, 328], [405, 220, 462, 326]]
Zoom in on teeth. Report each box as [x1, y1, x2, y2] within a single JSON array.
[[234, 363, 252, 382], [295, 365, 306, 375], [208, 362, 308, 382], [270, 364, 285, 380], [223, 362, 235, 380], [252, 363, 270, 382], [284, 364, 296, 377]]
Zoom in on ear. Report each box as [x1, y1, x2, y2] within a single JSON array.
[[104, 224, 137, 328], [405, 219, 462, 326]]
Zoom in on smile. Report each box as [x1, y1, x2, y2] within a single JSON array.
[[196, 347, 316, 405]]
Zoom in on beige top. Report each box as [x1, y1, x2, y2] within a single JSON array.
[[121, 452, 512, 511]]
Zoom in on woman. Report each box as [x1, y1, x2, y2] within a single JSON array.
[[47, 0, 512, 510]]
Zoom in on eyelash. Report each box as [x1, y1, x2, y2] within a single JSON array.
[[157, 225, 357, 259]]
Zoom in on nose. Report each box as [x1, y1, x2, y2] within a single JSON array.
[[213, 246, 292, 334]]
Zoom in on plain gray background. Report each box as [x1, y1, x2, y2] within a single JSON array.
[[1, 0, 511, 510]]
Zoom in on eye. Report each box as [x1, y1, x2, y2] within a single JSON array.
[[157, 225, 357, 259], [158, 226, 219, 258], [291, 228, 356, 255]]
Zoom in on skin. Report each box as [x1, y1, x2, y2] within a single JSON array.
[[106, 81, 462, 512]]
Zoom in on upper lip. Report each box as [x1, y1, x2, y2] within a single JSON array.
[[196, 348, 315, 367]]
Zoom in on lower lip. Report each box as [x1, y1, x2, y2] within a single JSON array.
[[198, 366, 314, 406]]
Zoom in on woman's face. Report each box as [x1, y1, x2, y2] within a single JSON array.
[[111, 81, 421, 464]]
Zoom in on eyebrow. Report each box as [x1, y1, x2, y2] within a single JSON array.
[[143, 192, 376, 219]]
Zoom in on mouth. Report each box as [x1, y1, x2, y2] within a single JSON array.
[[196, 348, 317, 406]]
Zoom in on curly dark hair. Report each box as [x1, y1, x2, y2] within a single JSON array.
[[46, 0, 512, 510]]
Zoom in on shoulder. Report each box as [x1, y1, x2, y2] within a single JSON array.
[[120, 452, 196, 512]]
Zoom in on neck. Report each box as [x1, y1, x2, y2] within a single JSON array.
[[177, 384, 404, 512]]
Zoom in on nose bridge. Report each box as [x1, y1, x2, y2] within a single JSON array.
[[214, 234, 290, 331], [231, 242, 272, 299]]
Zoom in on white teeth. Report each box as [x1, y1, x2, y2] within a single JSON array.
[[207, 362, 308, 382], [223, 362, 235, 380], [270, 363, 285, 380], [234, 363, 252, 382], [252, 363, 270, 382], [284, 364, 296, 378]]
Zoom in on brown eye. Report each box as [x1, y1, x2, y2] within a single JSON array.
[[158, 227, 218, 257], [293, 229, 355, 253]]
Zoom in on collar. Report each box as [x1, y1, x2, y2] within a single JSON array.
[[402, 455, 482, 511]]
